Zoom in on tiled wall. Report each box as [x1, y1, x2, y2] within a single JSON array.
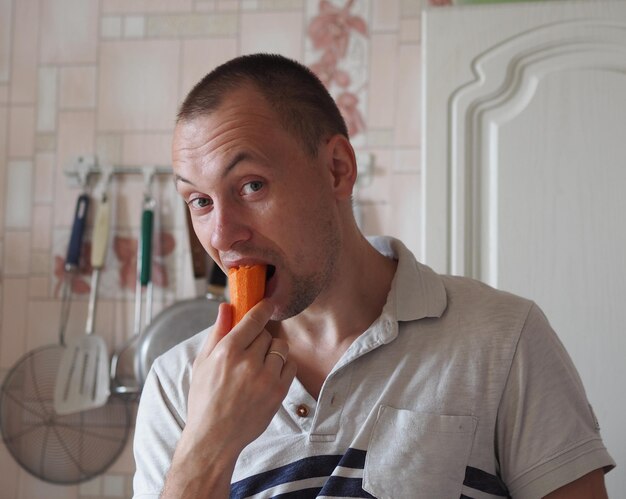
[[0, 0, 424, 497]]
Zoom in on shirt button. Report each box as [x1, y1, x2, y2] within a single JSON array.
[[296, 404, 309, 417]]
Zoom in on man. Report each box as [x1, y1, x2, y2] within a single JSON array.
[[133, 54, 614, 498]]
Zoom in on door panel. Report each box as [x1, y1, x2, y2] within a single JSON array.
[[423, 2, 626, 496]]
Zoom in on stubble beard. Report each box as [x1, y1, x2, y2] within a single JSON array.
[[273, 220, 341, 322]]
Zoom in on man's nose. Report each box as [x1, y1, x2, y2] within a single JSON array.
[[210, 205, 251, 252]]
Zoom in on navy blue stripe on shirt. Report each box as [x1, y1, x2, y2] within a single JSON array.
[[231, 448, 509, 499], [231, 454, 342, 497], [463, 466, 510, 497], [274, 488, 322, 499], [231, 449, 370, 498], [319, 476, 374, 498]]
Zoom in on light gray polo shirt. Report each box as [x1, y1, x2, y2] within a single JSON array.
[[133, 236, 614, 499]]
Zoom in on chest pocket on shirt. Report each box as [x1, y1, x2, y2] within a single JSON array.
[[362, 406, 477, 499]]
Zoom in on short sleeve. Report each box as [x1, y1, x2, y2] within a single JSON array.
[[132, 362, 187, 498], [496, 303, 615, 498]]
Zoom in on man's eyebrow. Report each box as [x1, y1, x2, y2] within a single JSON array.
[[173, 152, 253, 187]]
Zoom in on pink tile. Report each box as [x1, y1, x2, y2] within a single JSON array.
[[0, 278, 28, 368], [394, 43, 421, 147], [122, 133, 173, 167], [59, 66, 97, 109], [387, 171, 422, 256], [8, 106, 36, 158], [0, 0, 11, 83], [97, 40, 180, 131], [372, 0, 399, 32], [181, 38, 238, 100], [400, 17, 421, 43], [108, 430, 135, 473], [358, 201, 389, 237], [0, 84, 8, 103], [31, 249, 52, 274], [40, 0, 98, 64], [50, 299, 88, 348], [25, 300, 63, 350], [19, 474, 78, 499], [0, 106, 7, 234], [34, 152, 56, 203], [0, 441, 20, 499], [393, 148, 420, 173], [54, 111, 95, 225], [32, 205, 53, 250], [240, 11, 304, 60], [29, 276, 50, 298], [368, 34, 398, 129], [102, 0, 193, 13], [4, 231, 31, 275], [109, 174, 144, 231], [217, 0, 240, 11], [10, 0, 39, 103], [356, 148, 392, 204], [5, 160, 34, 229]]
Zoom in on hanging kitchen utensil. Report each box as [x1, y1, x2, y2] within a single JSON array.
[[54, 188, 112, 415], [110, 182, 155, 396], [135, 204, 227, 387], [0, 190, 130, 484]]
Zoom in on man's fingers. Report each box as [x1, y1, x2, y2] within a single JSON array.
[[229, 300, 275, 349], [198, 302, 233, 359]]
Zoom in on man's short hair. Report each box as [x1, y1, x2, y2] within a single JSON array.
[[177, 53, 349, 157]]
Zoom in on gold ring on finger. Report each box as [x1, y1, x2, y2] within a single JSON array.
[[266, 350, 287, 365]]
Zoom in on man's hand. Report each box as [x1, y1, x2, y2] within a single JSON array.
[[162, 300, 296, 498]]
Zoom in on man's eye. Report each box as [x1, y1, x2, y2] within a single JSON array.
[[188, 197, 212, 209], [242, 180, 264, 195]]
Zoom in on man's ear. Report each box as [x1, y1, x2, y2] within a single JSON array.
[[324, 134, 357, 201]]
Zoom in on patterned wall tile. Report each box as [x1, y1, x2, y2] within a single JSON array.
[[0, 277, 28, 368], [0, 105, 7, 234], [372, 0, 400, 31], [121, 133, 173, 167], [4, 160, 33, 229], [54, 111, 96, 225], [0, 0, 12, 83], [368, 33, 398, 129], [394, 42, 421, 147], [101, 16, 123, 39], [102, 0, 194, 14], [8, 106, 36, 158], [31, 205, 53, 251], [240, 11, 304, 59], [40, 0, 98, 64], [10, 0, 39, 104], [124, 16, 147, 38], [146, 13, 238, 37], [37, 67, 58, 132], [4, 231, 31, 275], [59, 66, 97, 109], [97, 41, 179, 132], [400, 16, 421, 42], [181, 38, 238, 99]]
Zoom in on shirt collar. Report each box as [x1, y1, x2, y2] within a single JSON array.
[[368, 236, 447, 322]]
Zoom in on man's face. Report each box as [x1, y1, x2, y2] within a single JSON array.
[[172, 86, 342, 320]]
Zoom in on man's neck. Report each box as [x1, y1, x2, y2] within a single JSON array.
[[272, 236, 398, 399]]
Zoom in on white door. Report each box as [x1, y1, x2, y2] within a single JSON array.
[[422, 1, 626, 496]]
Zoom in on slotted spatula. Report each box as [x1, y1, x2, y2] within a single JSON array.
[[54, 190, 112, 415]]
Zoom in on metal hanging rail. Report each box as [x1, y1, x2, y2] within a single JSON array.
[[64, 156, 173, 188]]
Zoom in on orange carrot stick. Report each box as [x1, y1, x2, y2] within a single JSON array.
[[228, 265, 266, 329]]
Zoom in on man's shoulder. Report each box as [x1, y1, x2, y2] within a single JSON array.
[[437, 274, 535, 334], [150, 328, 208, 379]]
